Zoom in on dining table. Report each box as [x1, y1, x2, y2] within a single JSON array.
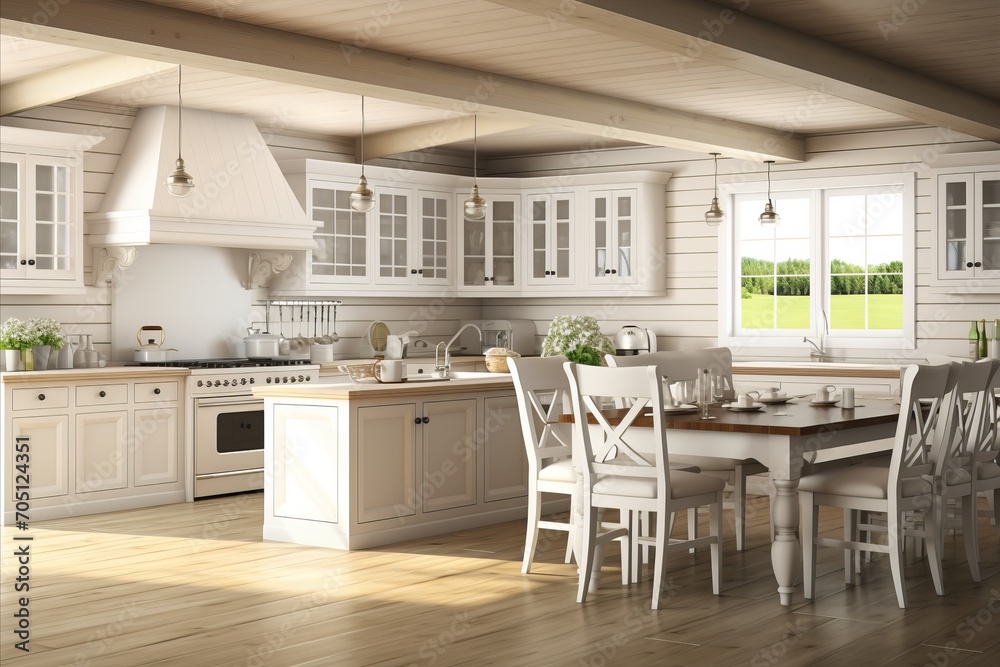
[[561, 397, 902, 605]]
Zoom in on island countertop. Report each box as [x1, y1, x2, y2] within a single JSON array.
[[253, 373, 513, 400]]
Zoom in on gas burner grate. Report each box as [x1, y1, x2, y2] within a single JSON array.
[[131, 358, 313, 369]]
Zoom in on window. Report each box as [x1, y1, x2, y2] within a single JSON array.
[[719, 173, 915, 351]]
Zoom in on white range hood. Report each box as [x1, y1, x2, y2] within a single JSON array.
[[87, 105, 317, 250]]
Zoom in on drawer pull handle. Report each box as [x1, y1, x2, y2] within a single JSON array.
[[99, 390, 107, 398], [38, 393, 45, 401], [153, 387, 161, 395]]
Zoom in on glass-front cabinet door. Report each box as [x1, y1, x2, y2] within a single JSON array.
[[0, 153, 77, 283], [937, 171, 1000, 281], [374, 187, 451, 287], [588, 189, 637, 287], [309, 181, 369, 284], [525, 193, 574, 286], [459, 193, 520, 291]]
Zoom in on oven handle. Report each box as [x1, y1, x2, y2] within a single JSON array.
[[194, 396, 264, 409], [196, 469, 265, 480]]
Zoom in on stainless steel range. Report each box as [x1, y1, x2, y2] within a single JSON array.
[[136, 358, 319, 498]]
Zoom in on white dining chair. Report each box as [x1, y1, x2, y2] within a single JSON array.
[[565, 362, 724, 608], [965, 359, 1000, 545], [798, 363, 949, 608], [606, 347, 769, 552], [508, 355, 578, 573]]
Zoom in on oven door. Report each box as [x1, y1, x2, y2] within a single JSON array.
[[194, 396, 265, 497]]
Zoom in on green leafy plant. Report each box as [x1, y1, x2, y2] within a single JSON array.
[[541, 315, 614, 366], [0, 317, 64, 350]]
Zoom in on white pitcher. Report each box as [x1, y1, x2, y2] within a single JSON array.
[[57, 335, 78, 369]]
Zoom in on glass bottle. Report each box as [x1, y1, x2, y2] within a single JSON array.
[[969, 321, 980, 360], [991, 318, 1000, 360], [979, 320, 988, 359]]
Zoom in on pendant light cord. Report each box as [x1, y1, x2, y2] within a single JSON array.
[[177, 65, 183, 160], [473, 115, 478, 180], [360, 95, 366, 175]]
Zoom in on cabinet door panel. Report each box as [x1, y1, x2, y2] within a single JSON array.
[[357, 404, 416, 522], [12, 415, 69, 499], [421, 398, 477, 512], [273, 404, 339, 523], [76, 410, 128, 493], [134, 407, 179, 486], [483, 395, 527, 502]]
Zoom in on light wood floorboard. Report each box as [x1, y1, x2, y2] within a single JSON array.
[[1, 493, 998, 666]]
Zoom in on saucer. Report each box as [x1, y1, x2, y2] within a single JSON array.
[[809, 398, 840, 407], [663, 403, 699, 413], [724, 403, 765, 412], [758, 396, 791, 405]]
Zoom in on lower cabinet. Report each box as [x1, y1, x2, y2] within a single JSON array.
[[263, 386, 556, 550], [3, 374, 186, 523]]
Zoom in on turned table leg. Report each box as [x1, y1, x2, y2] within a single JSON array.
[[770, 477, 802, 606]]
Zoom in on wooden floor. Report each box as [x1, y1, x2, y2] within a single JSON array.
[[1, 493, 998, 667]]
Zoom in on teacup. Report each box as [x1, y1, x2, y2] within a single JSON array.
[[761, 387, 786, 400], [814, 384, 838, 402], [374, 359, 405, 383], [735, 391, 759, 408]]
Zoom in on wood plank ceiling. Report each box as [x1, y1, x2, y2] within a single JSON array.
[[0, 0, 997, 163]]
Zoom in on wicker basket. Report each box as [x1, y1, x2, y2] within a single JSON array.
[[485, 355, 511, 373]]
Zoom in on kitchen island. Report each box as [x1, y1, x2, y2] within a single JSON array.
[[253, 372, 557, 550]]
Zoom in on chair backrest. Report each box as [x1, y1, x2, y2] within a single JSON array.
[[889, 363, 957, 497], [932, 360, 995, 482], [968, 358, 1000, 465], [508, 356, 573, 470], [606, 347, 734, 406], [564, 362, 669, 493]]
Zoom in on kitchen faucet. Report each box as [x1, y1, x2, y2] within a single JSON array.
[[803, 309, 830, 360], [435, 323, 483, 378]]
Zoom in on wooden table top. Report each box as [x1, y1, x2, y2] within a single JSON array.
[[559, 399, 902, 437]]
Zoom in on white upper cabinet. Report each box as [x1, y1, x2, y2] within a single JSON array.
[[1, 127, 103, 294], [457, 191, 521, 295], [524, 192, 574, 287], [374, 187, 452, 289], [933, 161, 1000, 291], [275, 160, 669, 297]]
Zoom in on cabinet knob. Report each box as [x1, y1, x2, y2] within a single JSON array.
[[411, 269, 417, 274], [611, 269, 617, 274], [967, 261, 974, 267], [422, 416, 430, 424], [974, 261, 982, 267], [99, 390, 107, 398], [418, 269, 423, 274], [604, 269, 611, 274], [153, 387, 161, 395], [27, 259, 35, 266], [414, 417, 422, 424], [37, 393, 45, 401], [20, 259, 26, 265]]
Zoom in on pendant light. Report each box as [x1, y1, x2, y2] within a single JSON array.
[[464, 115, 487, 221], [349, 95, 375, 213], [704, 152, 725, 226], [758, 160, 780, 227], [165, 65, 195, 198]]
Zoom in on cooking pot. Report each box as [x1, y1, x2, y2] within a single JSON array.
[[244, 328, 281, 359], [134, 325, 178, 362]]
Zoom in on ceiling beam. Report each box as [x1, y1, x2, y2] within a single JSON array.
[[488, 0, 1000, 141], [0, 54, 175, 116], [0, 0, 803, 162], [362, 117, 534, 161]]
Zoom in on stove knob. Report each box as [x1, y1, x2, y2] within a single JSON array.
[[214, 380, 221, 387], [197, 380, 203, 387], [298, 375, 305, 383], [224, 379, 230, 386], [290, 376, 297, 383], [304, 375, 312, 382], [266, 377, 272, 384], [249, 378, 255, 384], [241, 378, 248, 385], [282, 376, 289, 383]]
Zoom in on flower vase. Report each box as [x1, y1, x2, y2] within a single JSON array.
[[32, 345, 52, 371], [21, 348, 33, 371], [3, 349, 22, 372]]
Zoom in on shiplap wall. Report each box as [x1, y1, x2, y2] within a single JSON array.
[[2, 102, 997, 361]]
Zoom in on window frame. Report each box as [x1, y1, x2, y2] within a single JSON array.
[[717, 172, 916, 352]]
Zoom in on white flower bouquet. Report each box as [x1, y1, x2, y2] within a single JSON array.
[[541, 315, 615, 366], [0, 317, 64, 350]]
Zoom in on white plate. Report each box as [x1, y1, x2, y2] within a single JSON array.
[[758, 396, 791, 405], [809, 398, 840, 407], [664, 403, 699, 413], [724, 403, 765, 412]]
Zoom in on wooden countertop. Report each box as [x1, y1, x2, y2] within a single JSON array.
[[254, 373, 513, 400], [733, 362, 905, 379], [1, 366, 190, 384]]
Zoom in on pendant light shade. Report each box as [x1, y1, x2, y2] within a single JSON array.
[[165, 65, 195, 198], [704, 152, 724, 226], [758, 160, 779, 227], [350, 95, 376, 213], [464, 116, 487, 221]]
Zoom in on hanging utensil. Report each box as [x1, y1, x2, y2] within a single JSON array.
[[330, 304, 340, 342]]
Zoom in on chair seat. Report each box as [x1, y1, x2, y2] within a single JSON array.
[[798, 466, 931, 500], [538, 459, 576, 483], [978, 463, 1000, 481], [674, 455, 760, 470], [593, 469, 726, 500]]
